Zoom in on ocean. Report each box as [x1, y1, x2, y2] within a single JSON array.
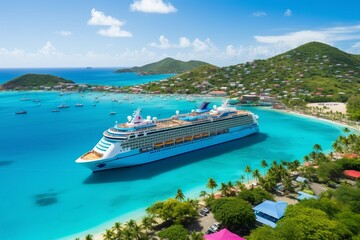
[[0, 90, 344, 240], [0, 68, 174, 86]]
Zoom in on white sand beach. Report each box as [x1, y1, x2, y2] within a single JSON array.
[[306, 102, 347, 114]]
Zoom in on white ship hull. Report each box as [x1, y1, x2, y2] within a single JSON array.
[[76, 124, 259, 172]]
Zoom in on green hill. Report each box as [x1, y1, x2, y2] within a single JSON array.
[[116, 57, 210, 75], [139, 42, 360, 101], [1, 74, 74, 90]]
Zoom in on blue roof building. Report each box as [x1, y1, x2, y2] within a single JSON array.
[[297, 191, 318, 201], [253, 200, 288, 228]]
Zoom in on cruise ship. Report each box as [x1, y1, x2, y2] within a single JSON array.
[[75, 101, 259, 171]]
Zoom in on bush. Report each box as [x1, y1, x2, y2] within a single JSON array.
[[211, 198, 255, 231], [158, 224, 189, 240], [237, 188, 274, 205]]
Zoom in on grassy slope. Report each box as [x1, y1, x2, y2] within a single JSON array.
[[1, 74, 74, 89], [116, 57, 210, 74], [140, 42, 360, 101]]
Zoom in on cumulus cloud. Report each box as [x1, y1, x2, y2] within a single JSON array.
[[55, 31, 72, 37], [252, 11, 267, 17], [38, 41, 59, 55], [149, 36, 215, 52], [352, 42, 360, 48], [284, 9, 292, 17], [87, 9, 132, 37], [130, 0, 177, 14], [255, 24, 360, 48]]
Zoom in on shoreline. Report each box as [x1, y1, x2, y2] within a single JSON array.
[[259, 106, 360, 132]]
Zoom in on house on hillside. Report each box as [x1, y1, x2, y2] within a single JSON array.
[[253, 200, 288, 228]]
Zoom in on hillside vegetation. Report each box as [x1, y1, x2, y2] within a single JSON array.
[[116, 57, 210, 75], [1, 74, 74, 90], [139, 42, 360, 102]]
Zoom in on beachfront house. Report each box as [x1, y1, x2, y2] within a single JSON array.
[[297, 191, 318, 201], [253, 200, 288, 228]]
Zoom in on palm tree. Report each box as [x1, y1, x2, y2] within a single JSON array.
[[260, 159, 268, 175], [199, 190, 208, 198], [239, 174, 245, 183], [141, 215, 157, 234], [293, 159, 300, 170], [84, 234, 93, 240], [102, 229, 114, 240], [227, 181, 235, 196], [343, 127, 350, 133], [175, 188, 185, 202], [252, 169, 261, 184], [206, 178, 218, 195], [112, 222, 123, 238], [313, 144, 322, 152], [245, 165, 252, 183], [235, 180, 245, 191], [282, 176, 293, 192], [218, 182, 227, 196]]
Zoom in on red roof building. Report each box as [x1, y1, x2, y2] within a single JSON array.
[[344, 170, 360, 180]]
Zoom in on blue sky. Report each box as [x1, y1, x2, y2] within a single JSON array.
[[1, 0, 360, 67]]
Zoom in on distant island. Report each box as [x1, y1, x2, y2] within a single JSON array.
[[138, 42, 360, 101], [1, 74, 74, 90], [115, 57, 211, 75]]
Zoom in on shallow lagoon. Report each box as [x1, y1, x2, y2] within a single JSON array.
[[0, 91, 343, 239]]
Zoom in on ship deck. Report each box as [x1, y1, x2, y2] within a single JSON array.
[[81, 151, 103, 161]]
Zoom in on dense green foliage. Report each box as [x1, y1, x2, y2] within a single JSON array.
[[210, 197, 255, 231], [116, 57, 211, 75], [158, 224, 189, 240], [146, 198, 198, 224], [1, 74, 73, 89], [248, 185, 360, 240], [346, 95, 360, 120], [336, 158, 360, 171], [332, 133, 360, 155], [317, 162, 343, 182], [139, 42, 360, 100], [237, 188, 274, 205]]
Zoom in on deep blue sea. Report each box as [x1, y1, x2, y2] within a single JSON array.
[[0, 91, 345, 240], [0, 68, 174, 86]]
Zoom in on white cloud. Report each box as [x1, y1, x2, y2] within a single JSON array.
[[179, 37, 191, 48], [55, 31, 72, 37], [38, 41, 58, 55], [149, 36, 215, 52], [225, 45, 237, 58], [87, 9, 132, 37], [130, 0, 177, 14], [352, 42, 360, 48], [149, 35, 171, 48], [252, 11, 267, 17], [255, 24, 360, 48], [284, 9, 292, 17]]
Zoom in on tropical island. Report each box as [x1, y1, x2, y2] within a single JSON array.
[[115, 57, 210, 75], [1, 73, 74, 90]]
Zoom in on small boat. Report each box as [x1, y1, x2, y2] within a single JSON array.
[[165, 140, 175, 145], [15, 110, 27, 114], [75, 103, 84, 107], [109, 112, 116, 115], [175, 138, 184, 143], [154, 142, 164, 148], [193, 134, 202, 139], [57, 104, 69, 109], [20, 98, 31, 101], [52, 109, 60, 112]]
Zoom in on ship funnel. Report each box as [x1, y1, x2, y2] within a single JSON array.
[[176, 110, 179, 115], [127, 116, 132, 122]]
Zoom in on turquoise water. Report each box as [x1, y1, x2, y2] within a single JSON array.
[[0, 68, 174, 86], [0, 91, 344, 240]]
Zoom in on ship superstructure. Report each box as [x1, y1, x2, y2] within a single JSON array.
[[76, 101, 259, 171]]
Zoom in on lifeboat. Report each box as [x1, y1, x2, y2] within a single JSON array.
[[202, 133, 209, 137], [175, 138, 184, 143], [154, 142, 164, 148], [193, 134, 201, 139], [165, 140, 175, 145], [184, 136, 193, 141]]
